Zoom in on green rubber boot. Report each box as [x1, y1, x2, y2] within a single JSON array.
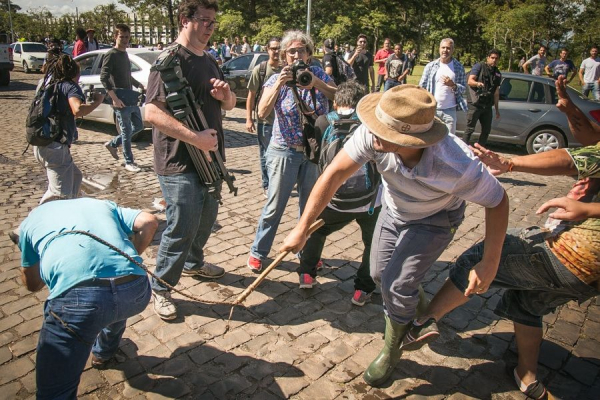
[[363, 315, 411, 387]]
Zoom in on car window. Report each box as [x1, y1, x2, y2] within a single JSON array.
[[548, 85, 557, 104], [256, 54, 269, 64], [131, 61, 141, 73], [529, 82, 546, 103], [77, 55, 97, 76], [23, 43, 47, 52], [226, 55, 252, 71], [14, 44, 21, 53], [136, 52, 160, 65], [499, 78, 530, 102]]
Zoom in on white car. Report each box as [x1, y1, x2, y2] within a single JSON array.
[[74, 48, 160, 128], [11, 42, 46, 73]]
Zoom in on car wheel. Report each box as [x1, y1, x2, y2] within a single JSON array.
[[0, 70, 9, 86], [23, 61, 30, 73], [525, 128, 565, 154]]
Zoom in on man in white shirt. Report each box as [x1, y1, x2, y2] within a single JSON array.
[[282, 85, 508, 388], [579, 46, 600, 100], [419, 38, 467, 134]]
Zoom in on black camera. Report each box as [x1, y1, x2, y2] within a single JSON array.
[[287, 60, 312, 87]]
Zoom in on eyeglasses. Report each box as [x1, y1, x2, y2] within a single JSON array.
[[191, 16, 220, 29], [286, 47, 307, 55]]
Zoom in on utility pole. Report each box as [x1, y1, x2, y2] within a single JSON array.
[[7, 0, 14, 42], [306, 0, 311, 36]]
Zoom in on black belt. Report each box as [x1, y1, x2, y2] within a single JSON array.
[[75, 274, 142, 288]]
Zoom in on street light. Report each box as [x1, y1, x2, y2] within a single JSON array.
[[306, 0, 311, 36], [7, 0, 15, 43]]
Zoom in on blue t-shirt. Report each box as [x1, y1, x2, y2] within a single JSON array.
[[547, 59, 575, 79], [57, 80, 84, 144], [19, 198, 145, 299], [264, 66, 331, 147]]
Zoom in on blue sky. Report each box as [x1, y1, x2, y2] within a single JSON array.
[[11, 1, 131, 17]]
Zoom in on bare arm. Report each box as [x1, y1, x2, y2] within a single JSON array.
[[369, 66, 375, 91], [522, 60, 531, 74], [555, 75, 600, 146], [281, 150, 362, 253], [21, 264, 45, 292], [544, 65, 553, 77], [470, 143, 576, 176], [464, 192, 509, 296], [145, 100, 218, 151], [467, 74, 480, 88], [69, 92, 105, 118], [246, 89, 256, 133], [578, 68, 585, 85], [494, 86, 500, 118], [130, 211, 159, 254], [309, 73, 337, 101]]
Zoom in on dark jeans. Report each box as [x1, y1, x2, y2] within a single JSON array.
[[36, 276, 150, 399], [376, 74, 386, 91], [463, 105, 493, 145], [257, 123, 273, 190], [450, 227, 599, 328], [152, 172, 219, 292], [384, 79, 401, 92], [299, 206, 381, 293]]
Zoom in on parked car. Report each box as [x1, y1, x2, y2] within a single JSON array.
[[73, 48, 160, 128], [0, 34, 13, 86], [221, 52, 269, 101], [63, 43, 112, 57], [11, 42, 46, 73], [456, 72, 600, 154]]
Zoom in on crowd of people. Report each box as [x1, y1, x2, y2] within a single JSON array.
[[14, 0, 600, 398]]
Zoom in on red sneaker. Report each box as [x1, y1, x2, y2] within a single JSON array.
[[299, 273, 315, 289], [316, 259, 323, 270], [247, 255, 262, 273]]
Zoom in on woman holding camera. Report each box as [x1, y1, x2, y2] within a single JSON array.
[[34, 54, 104, 204], [247, 30, 337, 273]]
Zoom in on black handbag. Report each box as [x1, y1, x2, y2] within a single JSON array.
[[291, 86, 320, 163]]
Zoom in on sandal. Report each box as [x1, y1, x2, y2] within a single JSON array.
[[506, 364, 549, 399]]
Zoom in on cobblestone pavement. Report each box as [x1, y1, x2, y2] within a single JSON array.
[[0, 70, 598, 400]]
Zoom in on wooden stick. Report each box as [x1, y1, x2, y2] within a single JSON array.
[[233, 219, 324, 306]]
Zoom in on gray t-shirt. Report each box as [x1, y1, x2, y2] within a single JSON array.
[[247, 62, 281, 125], [580, 57, 600, 83], [343, 125, 505, 221], [526, 54, 547, 76]]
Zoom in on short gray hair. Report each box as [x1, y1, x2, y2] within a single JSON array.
[[440, 38, 454, 49], [280, 30, 314, 57]]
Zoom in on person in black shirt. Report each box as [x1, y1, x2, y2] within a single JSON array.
[[347, 34, 374, 91], [101, 23, 145, 172], [463, 49, 502, 146], [144, 0, 236, 321]]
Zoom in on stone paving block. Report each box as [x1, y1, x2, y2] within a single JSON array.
[[137, 344, 172, 371], [145, 378, 191, 400], [152, 353, 194, 377], [297, 377, 344, 399], [269, 374, 309, 398], [328, 358, 363, 384], [0, 346, 11, 364], [0, 314, 24, 333], [538, 339, 570, 370], [292, 331, 330, 354], [101, 359, 145, 386], [546, 319, 581, 347], [77, 368, 105, 396], [573, 337, 600, 365], [188, 344, 222, 366], [14, 316, 42, 337], [564, 356, 599, 386], [9, 334, 38, 357], [0, 381, 22, 400], [17, 306, 42, 321], [1, 296, 39, 315], [19, 371, 35, 395], [321, 341, 355, 364], [212, 327, 252, 351], [121, 374, 155, 398], [266, 342, 303, 365], [208, 373, 253, 398], [0, 356, 35, 385], [0, 331, 15, 347], [0, 280, 18, 294]]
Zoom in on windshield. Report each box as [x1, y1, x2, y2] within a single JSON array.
[[22, 43, 47, 53], [136, 52, 160, 65]]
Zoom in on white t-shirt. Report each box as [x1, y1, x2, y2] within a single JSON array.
[[343, 125, 505, 222], [580, 57, 600, 83], [434, 61, 456, 109]]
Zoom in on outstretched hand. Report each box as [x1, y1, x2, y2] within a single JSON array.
[[536, 196, 590, 221], [469, 143, 511, 176]]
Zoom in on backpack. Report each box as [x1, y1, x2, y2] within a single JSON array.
[[319, 111, 381, 212], [253, 60, 268, 118], [25, 78, 64, 150], [329, 53, 356, 85]]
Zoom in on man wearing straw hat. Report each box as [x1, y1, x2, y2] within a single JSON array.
[[282, 84, 509, 387]]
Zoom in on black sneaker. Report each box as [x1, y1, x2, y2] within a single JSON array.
[[401, 317, 440, 351]]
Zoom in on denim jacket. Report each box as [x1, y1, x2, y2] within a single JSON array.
[[419, 58, 468, 112]]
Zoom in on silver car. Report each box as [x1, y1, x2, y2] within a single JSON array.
[[74, 48, 160, 128], [456, 72, 600, 154]]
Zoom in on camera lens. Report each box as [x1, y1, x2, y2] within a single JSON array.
[[297, 71, 312, 86]]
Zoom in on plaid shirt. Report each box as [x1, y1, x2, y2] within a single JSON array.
[[419, 58, 468, 112]]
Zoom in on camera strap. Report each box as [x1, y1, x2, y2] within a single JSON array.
[[291, 86, 318, 123]]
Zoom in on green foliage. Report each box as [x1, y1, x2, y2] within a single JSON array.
[[251, 16, 285, 45], [217, 10, 245, 41]]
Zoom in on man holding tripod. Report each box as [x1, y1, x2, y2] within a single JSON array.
[[462, 49, 502, 146]]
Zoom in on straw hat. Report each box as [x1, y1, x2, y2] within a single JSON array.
[[356, 84, 448, 148]]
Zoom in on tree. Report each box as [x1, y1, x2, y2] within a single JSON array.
[[217, 10, 245, 42], [251, 15, 285, 45]]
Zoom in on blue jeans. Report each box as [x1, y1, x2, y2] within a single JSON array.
[[450, 227, 599, 328], [250, 143, 319, 260], [384, 79, 401, 91], [582, 82, 600, 100], [371, 203, 465, 324], [436, 107, 457, 135], [152, 172, 219, 292], [36, 276, 150, 400], [257, 123, 273, 190], [109, 106, 143, 164]]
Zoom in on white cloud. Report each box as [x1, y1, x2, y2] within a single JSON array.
[[11, 1, 131, 17]]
